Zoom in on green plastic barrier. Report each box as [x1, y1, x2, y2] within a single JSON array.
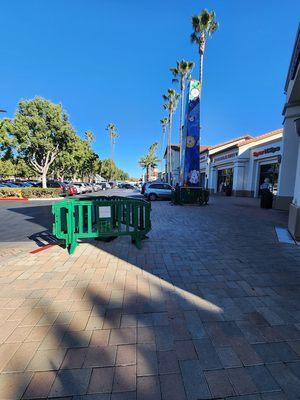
[[172, 187, 209, 205], [52, 196, 151, 254]]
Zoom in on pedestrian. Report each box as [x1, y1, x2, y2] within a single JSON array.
[[260, 178, 273, 208]]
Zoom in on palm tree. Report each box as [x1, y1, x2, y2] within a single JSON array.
[[160, 117, 169, 174], [139, 142, 159, 182], [162, 89, 180, 184], [170, 60, 195, 164], [106, 123, 118, 162], [85, 130, 95, 143], [191, 9, 218, 87]]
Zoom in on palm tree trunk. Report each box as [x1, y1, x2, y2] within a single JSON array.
[[199, 51, 204, 88], [168, 112, 173, 184], [199, 36, 205, 90], [160, 128, 165, 175], [179, 80, 185, 169]]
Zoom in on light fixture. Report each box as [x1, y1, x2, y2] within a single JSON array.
[[294, 117, 300, 136]]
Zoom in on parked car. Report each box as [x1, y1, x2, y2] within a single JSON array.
[[33, 180, 67, 195], [141, 182, 151, 194], [121, 183, 134, 189], [0, 181, 20, 188], [73, 183, 87, 194], [83, 183, 93, 193], [66, 184, 78, 196], [15, 181, 35, 187], [144, 183, 174, 201], [109, 181, 117, 188], [99, 182, 111, 190], [91, 183, 101, 192]]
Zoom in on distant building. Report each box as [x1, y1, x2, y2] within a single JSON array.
[[163, 145, 180, 184], [163, 145, 207, 185], [142, 166, 159, 183]]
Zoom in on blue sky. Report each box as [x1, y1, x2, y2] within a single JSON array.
[[1, 0, 299, 177]]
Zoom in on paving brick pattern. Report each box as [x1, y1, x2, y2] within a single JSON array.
[[0, 196, 300, 399]]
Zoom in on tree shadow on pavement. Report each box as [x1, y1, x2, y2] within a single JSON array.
[[9, 258, 224, 399]]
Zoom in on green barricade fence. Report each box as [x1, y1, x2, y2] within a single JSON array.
[[172, 187, 209, 205], [52, 196, 151, 254]]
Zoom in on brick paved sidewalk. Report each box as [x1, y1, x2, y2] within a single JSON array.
[[0, 196, 299, 399]]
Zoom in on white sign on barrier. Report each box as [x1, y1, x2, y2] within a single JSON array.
[[99, 206, 111, 218]]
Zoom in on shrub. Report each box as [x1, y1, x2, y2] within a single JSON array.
[[0, 188, 23, 198], [0, 187, 62, 198]]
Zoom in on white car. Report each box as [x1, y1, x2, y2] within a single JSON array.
[[73, 183, 87, 194]]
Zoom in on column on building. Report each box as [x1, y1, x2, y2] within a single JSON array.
[[205, 157, 210, 189], [276, 104, 300, 210], [208, 165, 218, 193], [232, 160, 248, 196], [288, 133, 300, 240]]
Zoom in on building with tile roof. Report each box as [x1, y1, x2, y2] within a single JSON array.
[[164, 129, 283, 194]]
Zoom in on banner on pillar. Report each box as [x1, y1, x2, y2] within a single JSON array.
[[179, 80, 201, 187]]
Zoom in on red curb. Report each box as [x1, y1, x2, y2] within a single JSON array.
[[30, 243, 57, 254], [0, 197, 29, 201]]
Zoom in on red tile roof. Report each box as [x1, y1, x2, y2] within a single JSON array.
[[237, 128, 283, 147], [167, 128, 282, 156], [207, 135, 253, 152]]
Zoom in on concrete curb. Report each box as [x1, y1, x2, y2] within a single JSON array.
[[28, 197, 63, 201], [0, 197, 28, 201]]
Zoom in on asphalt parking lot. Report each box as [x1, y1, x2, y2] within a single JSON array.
[[0, 188, 142, 245]]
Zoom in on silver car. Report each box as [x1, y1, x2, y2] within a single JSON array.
[[144, 183, 173, 201]]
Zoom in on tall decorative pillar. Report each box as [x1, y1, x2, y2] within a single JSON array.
[[179, 80, 201, 186]]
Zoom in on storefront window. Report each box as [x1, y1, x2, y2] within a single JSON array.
[[259, 163, 279, 195], [217, 168, 233, 193]]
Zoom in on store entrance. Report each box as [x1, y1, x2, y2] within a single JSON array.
[[259, 163, 279, 195], [217, 168, 233, 193]]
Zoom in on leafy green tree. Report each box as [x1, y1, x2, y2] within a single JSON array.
[[139, 142, 159, 182], [101, 158, 117, 180], [106, 123, 118, 162], [170, 60, 194, 164], [162, 89, 180, 183], [0, 159, 15, 177], [0, 118, 14, 158], [117, 169, 129, 181], [191, 9, 218, 86], [10, 97, 76, 188], [15, 157, 36, 178], [100, 158, 128, 181]]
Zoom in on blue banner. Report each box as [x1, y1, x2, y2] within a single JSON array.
[[180, 80, 201, 187]]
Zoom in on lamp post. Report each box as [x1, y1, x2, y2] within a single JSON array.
[[0, 109, 7, 113]]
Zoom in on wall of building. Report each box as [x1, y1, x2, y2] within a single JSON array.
[[163, 148, 180, 184], [276, 105, 300, 210]]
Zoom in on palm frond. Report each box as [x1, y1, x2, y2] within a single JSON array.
[[190, 32, 199, 44], [191, 15, 200, 31], [191, 9, 218, 39], [170, 67, 179, 76]]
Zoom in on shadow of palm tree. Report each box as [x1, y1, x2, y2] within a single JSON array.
[[13, 260, 224, 399]]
